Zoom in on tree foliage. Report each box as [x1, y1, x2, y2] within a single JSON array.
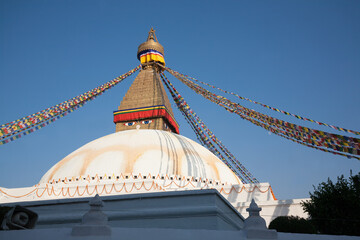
[[301, 172, 360, 236], [269, 216, 316, 234]]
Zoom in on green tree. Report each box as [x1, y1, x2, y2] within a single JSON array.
[[269, 216, 316, 234], [301, 172, 360, 236]]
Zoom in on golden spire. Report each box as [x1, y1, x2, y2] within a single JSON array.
[[113, 29, 178, 133]]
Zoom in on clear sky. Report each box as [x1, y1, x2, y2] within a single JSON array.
[[0, 0, 359, 200]]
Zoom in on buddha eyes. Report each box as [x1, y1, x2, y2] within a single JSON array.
[[124, 122, 136, 126], [124, 120, 152, 126]]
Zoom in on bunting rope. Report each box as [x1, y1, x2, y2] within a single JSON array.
[[226, 103, 360, 160], [0, 66, 141, 145], [165, 68, 349, 145], [166, 67, 360, 147], [165, 67, 359, 144], [0, 104, 84, 145], [195, 85, 360, 159], [160, 72, 258, 184], [164, 66, 360, 160], [168, 69, 360, 159], [166, 67, 360, 136]]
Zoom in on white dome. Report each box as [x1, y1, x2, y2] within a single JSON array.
[[40, 130, 241, 185]]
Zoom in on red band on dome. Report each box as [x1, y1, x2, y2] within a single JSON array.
[[113, 105, 179, 134]]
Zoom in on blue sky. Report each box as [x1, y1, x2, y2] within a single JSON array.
[[0, 0, 359, 200]]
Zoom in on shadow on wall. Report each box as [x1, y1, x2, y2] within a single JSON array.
[[231, 189, 263, 215], [226, 189, 239, 203], [269, 199, 293, 223], [246, 188, 262, 203]]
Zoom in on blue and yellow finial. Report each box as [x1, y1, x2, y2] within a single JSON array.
[[137, 28, 165, 66]]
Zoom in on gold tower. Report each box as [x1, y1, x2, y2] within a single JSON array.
[[113, 28, 179, 133]]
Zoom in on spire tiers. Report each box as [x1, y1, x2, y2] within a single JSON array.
[[114, 29, 178, 133]]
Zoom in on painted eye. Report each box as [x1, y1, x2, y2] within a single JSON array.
[[124, 122, 136, 126], [141, 120, 152, 124]]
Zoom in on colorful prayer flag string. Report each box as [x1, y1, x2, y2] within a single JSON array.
[[0, 104, 82, 145], [0, 66, 141, 145], [165, 67, 360, 147], [164, 66, 360, 160], [166, 67, 360, 136]]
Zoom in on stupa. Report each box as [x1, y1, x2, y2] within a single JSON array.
[[0, 29, 307, 225], [38, 28, 241, 187]]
